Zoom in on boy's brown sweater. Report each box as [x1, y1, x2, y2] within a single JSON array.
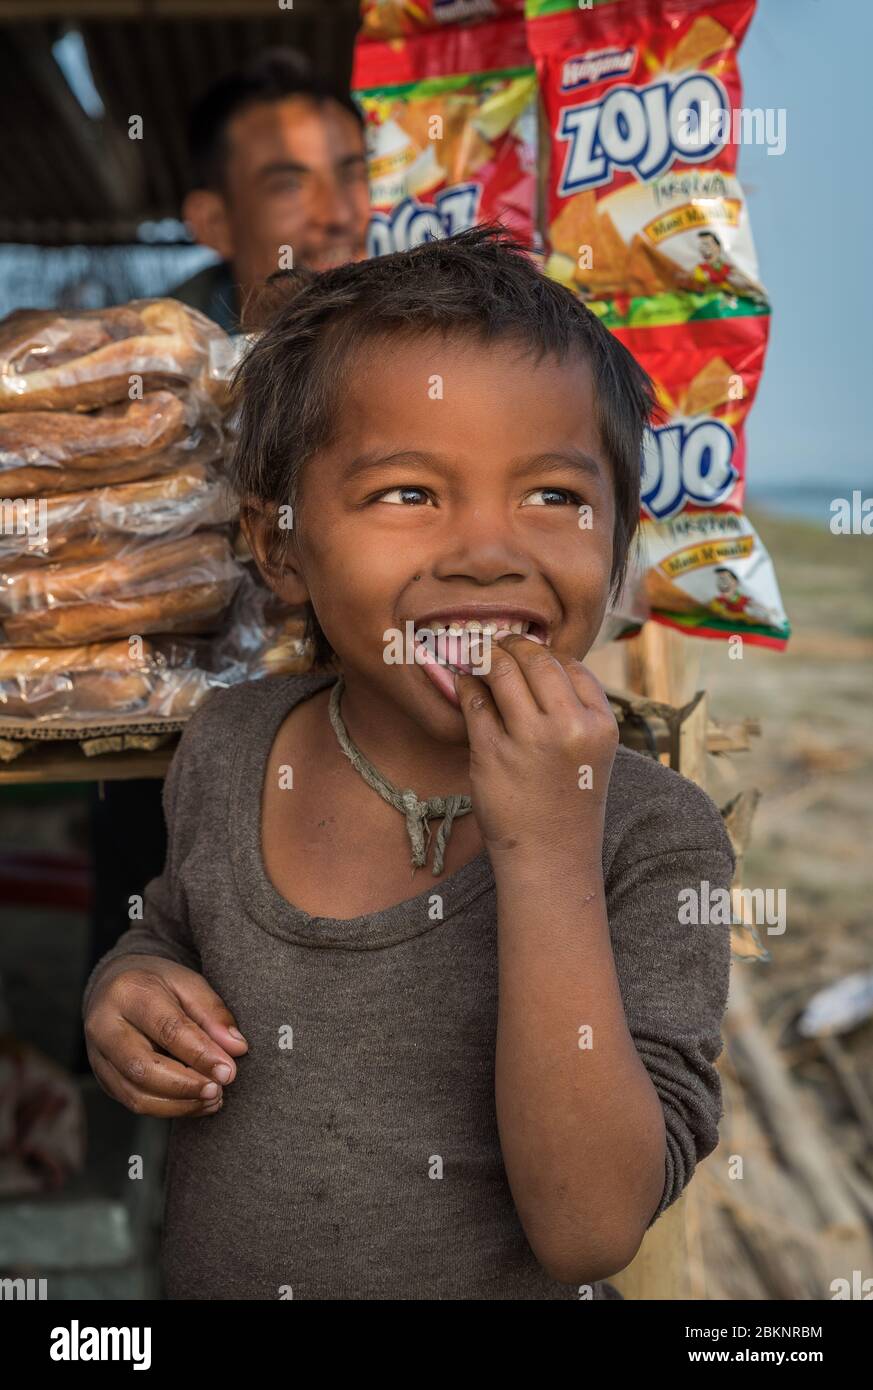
[[83, 671, 735, 1301]]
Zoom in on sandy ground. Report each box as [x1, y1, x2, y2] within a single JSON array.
[[687, 508, 873, 1298], [697, 509, 873, 998]]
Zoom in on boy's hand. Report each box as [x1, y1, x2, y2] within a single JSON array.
[[455, 634, 618, 868], [84, 955, 248, 1118]]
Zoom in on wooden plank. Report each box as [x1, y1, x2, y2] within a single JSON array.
[[679, 689, 709, 792], [0, 741, 175, 784], [609, 1193, 691, 1300], [611, 632, 710, 1298], [625, 622, 701, 707]]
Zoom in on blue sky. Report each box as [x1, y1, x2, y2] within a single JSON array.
[[740, 0, 873, 492]]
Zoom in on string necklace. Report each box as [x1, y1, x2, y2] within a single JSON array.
[[328, 676, 472, 876]]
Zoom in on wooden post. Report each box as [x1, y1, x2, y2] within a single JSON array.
[[610, 1195, 692, 1300], [609, 624, 706, 1298]]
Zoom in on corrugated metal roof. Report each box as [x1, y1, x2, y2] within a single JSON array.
[[0, 0, 361, 244]]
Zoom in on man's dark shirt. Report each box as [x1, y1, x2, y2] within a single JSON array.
[[170, 259, 240, 333]]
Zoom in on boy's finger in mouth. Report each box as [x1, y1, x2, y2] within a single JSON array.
[[412, 619, 550, 707]]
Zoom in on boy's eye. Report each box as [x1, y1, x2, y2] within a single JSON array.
[[522, 487, 584, 506], [376, 487, 434, 506]]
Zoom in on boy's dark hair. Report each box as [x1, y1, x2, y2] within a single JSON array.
[[187, 48, 364, 192], [230, 226, 655, 668]]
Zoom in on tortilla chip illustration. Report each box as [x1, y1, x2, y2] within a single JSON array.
[[393, 97, 445, 152], [681, 355, 735, 416], [595, 210, 628, 276], [451, 122, 495, 180], [644, 568, 702, 615], [666, 16, 735, 72], [625, 234, 679, 296], [549, 191, 598, 261], [405, 143, 446, 197]]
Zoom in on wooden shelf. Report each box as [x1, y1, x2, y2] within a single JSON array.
[[0, 740, 176, 785]]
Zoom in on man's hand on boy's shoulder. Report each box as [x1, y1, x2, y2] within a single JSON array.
[[454, 634, 617, 874], [84, 954, 248, 1119]]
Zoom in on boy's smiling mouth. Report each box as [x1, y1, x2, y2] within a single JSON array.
[[410, 607, 552, 707]]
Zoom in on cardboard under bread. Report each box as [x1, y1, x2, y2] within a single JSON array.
[[0, 712, 187, 773]]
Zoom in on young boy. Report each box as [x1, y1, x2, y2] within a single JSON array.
[[83, 228, 735, 1301]]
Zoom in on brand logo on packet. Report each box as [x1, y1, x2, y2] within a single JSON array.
[[641, 418, 738, 521], [367, 184, 482, 255], [557, 73, 730, 194], [560, 47, 636, 91]]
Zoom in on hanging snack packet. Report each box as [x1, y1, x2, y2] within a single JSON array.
[[352, 16, 539, 254], [360, 0, 524, 41], [527, 0, 767, 318], [613, 312, 788, 648]]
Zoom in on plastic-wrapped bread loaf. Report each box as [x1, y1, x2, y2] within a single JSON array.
[[210, 567, 314, 678], [0, 389, 223, 496], [0, 532, 243, 646], [0, 462, 236, 565], [0, 300, 228, 413], [0, 640, 155, 719]]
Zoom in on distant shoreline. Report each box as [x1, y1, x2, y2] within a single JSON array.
[[747, 484, 870, 527]]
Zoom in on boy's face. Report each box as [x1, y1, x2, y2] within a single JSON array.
[[278, 334, 616, 744]]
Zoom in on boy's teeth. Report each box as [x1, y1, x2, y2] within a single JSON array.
[[423, 618, 533, 637]]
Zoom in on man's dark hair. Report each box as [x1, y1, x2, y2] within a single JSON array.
[[698, 231, 722, 246], [230, 226, 655, 668], [714, 567, 738, 580], [187, 47, 364, 191]]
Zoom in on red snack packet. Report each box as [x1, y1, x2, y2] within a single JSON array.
[[612, 312, 789, 648], [352, 17, 539, 254], [528, 0, 767, 315]]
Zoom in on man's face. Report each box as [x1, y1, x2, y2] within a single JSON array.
[[715, 571, 735, 595], [699, 235, 720, 263], [216, 95, 371, 284]]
